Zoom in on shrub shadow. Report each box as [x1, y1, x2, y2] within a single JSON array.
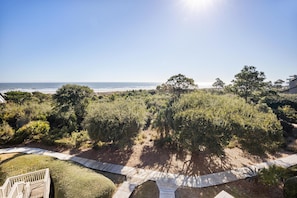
[[69, 146, 134, 166], [137, 144, 233, 176], [136, 145, 172, 173], [179, 152, 232, 176]]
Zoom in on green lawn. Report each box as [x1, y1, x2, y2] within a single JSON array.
[[0, 154, 116, 198]]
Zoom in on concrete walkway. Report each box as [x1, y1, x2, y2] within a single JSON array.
[[1, 147, 297, 198]]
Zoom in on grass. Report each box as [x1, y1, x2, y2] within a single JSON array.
[[0, 154, 116, 198], [95, 170, 126, 187], [130, 180, 159, 198]]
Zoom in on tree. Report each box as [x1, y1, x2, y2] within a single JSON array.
[[53, 84, 94, 131], [230, 66, 268, 103], [157, 74, 198, 97], [212, 78, 225, 89], [274, 79, 285, 90], [155, 91, 283, 155]]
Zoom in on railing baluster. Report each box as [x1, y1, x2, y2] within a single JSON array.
[[0, 168, 50, 198]]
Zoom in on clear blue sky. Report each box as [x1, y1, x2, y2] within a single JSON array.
[[1, 0, 296, 86]]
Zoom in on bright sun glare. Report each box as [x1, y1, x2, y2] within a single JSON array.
[[181, 0, 214, 12]]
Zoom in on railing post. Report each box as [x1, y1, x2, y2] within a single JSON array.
[[0, 168, 51, 198]]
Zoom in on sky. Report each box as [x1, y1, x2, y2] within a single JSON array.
[[0, 0, 296, 87]]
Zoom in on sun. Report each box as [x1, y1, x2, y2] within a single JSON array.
[[181, 0, 213, 12]]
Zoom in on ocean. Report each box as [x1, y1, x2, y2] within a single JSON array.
[[0, 82, 160, 94]]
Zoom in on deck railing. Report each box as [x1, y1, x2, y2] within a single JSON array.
[[0, 168, 50, 198]]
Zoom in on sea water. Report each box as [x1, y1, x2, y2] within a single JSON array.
[[0, 82, 159, 94]]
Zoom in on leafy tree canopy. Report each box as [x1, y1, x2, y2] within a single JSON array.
[[274, 79, 285, 88], [155, 91, 283, 155], [53, 84, 94, 131], [230, 65, 272, 103], [53, 84, 94, 109], [212, 78, 225, 89], [157, 74, 198, 96]]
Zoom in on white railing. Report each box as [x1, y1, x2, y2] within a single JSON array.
[[0, 168, 50, 198]]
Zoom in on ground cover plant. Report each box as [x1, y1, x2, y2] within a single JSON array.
[[0, 154, 116, 198]]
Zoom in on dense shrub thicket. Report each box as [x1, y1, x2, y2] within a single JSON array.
[[263, 94, 297, 123], [154, 91, 284, 155], [262, 94, 297, 140], [15, 120, 50, 143], [0, 99, 52, 144], [83, 99, 147, 144], [0, 82, 293, 156], [0, 122, 14, 144]]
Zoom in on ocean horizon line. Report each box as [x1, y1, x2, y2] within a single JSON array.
[[0, 82, 160, 94], [0, 82, 213, 94], [0, 81, 160, 84]]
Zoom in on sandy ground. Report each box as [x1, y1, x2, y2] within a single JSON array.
[[26, 129, 290, 176]]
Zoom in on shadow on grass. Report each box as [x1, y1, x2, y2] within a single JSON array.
[[130, 180, 159, 198], [0, 153, 25, 165], [0, 153, 27, 184], [94, 170, 126, 186]]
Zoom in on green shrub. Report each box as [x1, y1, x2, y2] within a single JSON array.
[[258, 165, 288, 186], [84, 99, 147, 144], [284, 176, 297, 198], [155, 91, 284, 155], [55, 130, 91, 148], [3, 91, 32, 104], [0, 101, 52, 130], [278, 105, 297, 123], [15, 120, 50, 143], [0, 154, 116, 198], [263, 94, 297, 123], [71, 130, 90, 147], [0, 103, 27, 129], [0, 122, 15, 144]]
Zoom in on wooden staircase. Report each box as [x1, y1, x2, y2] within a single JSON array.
[[0, 169, 50, 198]]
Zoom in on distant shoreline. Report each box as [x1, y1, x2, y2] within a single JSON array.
[[0, 82, 160, 94]]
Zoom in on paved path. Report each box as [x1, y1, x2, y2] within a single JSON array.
[[1, 147, 297, 198]]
